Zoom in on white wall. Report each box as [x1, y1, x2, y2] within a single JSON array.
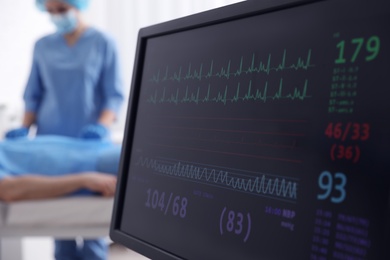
[[0, 0, 244, 137], [0, 0, 51, 134]]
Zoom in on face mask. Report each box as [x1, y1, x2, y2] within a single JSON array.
[[50, 9, 78, 34]]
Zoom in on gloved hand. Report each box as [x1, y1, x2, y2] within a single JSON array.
[[4, 127, 29, 139], [79, 123, 109, 140]]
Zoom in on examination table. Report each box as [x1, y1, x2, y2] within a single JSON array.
[[0, 197, 113, 260]]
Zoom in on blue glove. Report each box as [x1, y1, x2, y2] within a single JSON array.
[[79, 123, 109, 140], [5, 127, 29, 139]]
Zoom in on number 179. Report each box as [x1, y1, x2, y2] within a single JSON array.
[[335, 35, 380, 64]]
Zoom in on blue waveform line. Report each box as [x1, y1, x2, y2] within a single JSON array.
[[149, 49, 313, 83], [136, 157, 298, 201]]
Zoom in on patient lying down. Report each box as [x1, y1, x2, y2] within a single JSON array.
[[0, 136, 121, 202]]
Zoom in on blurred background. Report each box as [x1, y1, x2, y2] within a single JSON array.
[[0, 0, 244, 139], [0, 0, 243, 259]]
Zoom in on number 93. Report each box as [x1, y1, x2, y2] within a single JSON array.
[[317, 171, 347, 204]]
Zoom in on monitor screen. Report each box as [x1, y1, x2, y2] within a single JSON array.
[[110, 0, 390, 259]]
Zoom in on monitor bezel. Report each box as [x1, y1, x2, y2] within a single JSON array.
[[109, 1, 327, 259]]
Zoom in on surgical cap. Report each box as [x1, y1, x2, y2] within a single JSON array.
[[36, 0, 90, 11]]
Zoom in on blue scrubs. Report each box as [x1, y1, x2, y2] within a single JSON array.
[[0, 136, 121, 260], [23, 27, 124, 137]]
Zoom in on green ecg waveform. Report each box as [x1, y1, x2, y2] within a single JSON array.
[[147, 78, 311, 105], [149, 49, 313, 83]]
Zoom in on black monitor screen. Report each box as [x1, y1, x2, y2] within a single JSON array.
[[110, 0, 390, 259]]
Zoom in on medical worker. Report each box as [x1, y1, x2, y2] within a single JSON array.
[[4, 0, 124, 259], [5, 0, 124, 141]]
